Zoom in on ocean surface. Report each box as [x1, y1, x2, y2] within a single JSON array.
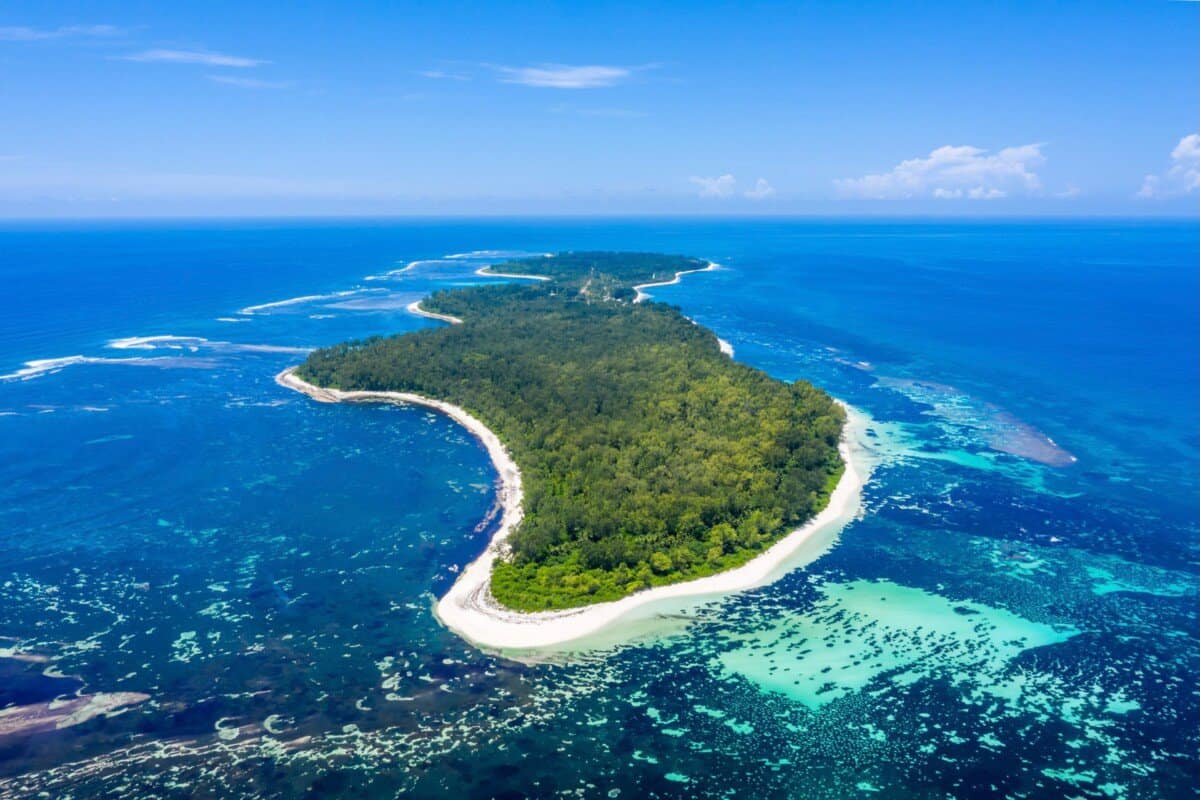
[[0, 219, 1196, 799]]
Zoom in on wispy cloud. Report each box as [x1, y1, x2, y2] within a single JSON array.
[[122, 48, 267, 68], [1137, 133, 1200, 198], [418, 69, 470, 81], [493, 64, 638, 89], [0, 24, 122, 42], [690, 174, 737, 198], [744, 178, 775, 199], [208, 75, 291, 89], [835, 144, 1045, 200]]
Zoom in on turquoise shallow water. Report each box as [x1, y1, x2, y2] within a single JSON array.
[[0, 220, 1196, 798]]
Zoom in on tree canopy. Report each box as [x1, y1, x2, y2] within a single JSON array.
[[298, 252, 844, 610]]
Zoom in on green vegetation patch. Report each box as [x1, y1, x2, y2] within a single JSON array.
[[298, 252, 844, 610]]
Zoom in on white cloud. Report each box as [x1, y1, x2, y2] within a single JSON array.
[[835, 143, 1045, 200], [0, 24, 121, 41], [208, 75, 290, 89], [494, 64, 633, 89], [418, 69, 470, 81], [1137, 133, 1200, 198], [122, 49, 266, 68], [744, 178, 775, 199], [690, 174, 737, 198]]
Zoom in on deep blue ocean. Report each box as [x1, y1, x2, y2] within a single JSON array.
[[0, 219, 1196, 799]]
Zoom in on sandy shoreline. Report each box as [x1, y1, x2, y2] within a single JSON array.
[[405, 300, 462, 325], [276, 366, 526, 615], [284, 260, 867, 653], [476, 266, 552, 282], [278, 366, 868, 652], [437, 405, 867, 651], [633, 261, 720, 303], [631, 262, 732, 357]]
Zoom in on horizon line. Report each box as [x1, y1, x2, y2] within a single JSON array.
[[0, 212, 1197, 224]]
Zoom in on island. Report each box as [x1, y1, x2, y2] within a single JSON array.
[[279, 252, 866, 650]]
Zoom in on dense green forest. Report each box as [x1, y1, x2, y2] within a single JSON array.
[[298, 252, 845, 610], [480, 251, 709, 301]]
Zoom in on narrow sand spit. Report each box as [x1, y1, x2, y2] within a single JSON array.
[[405, 301, 462, 325], [278, 367, 869, 652], [476, 267, 552, 281], [633, 261, 720, 303]]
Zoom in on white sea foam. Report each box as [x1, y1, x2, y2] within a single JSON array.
[[1, 356, 123, 381], [0, 355, 216, 383], [229, 343, 312, 354], [329, 294, 420, 311], [237, 289, 373, 315], [107, 335, 311, 355], [108, 335, 208, 351], [365, 260, 453, 280]]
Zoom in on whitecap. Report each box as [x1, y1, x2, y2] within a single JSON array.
[[106, 336, 311, 356], [85, 434, 133, 445], [364, 260, 454, 280], [328, 294, 418, 311], [237, 288, 375, 315], [108, 335, 208, 352], [229, 343, 313, 354], [0, 355, 218, 383]]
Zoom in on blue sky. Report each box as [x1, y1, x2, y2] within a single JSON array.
[[1, 1, 1197, 216]]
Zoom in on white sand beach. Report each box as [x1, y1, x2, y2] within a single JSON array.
[[405, 300, 462, 325], [278, 366, 869, 652], [633, 261, 720, 303], [284, 261, 868, 653], [435, 405, 868, 652], [476, 266, 552, 281]]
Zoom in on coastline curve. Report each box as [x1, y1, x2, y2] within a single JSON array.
[[633, 261, 720, 303], [405, 300, 463, 325], [475, 266, 552, 282], [277, 366, 870, 653]]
